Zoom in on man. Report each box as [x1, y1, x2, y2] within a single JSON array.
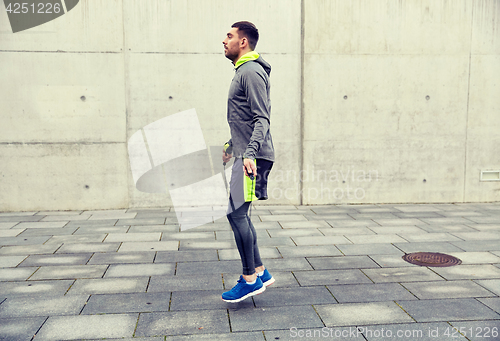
[[221, 21, 275, 303]]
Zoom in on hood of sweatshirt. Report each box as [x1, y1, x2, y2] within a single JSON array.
[[234, 51, 271, 76]]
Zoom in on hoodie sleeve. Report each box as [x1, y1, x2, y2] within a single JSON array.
[[241, 67, 270, 160]]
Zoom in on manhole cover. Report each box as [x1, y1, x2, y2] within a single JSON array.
[[402, 252, 462, 267]]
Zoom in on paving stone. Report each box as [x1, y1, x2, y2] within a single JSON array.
[[393, 212, 446, 219], [251, 221, 282, 230], [362, 267, 444, 283], [0, 212, 38, 217], [0, 255, 27, 267], [116, 218, 168, 226], [346, 234, 408, 244], [56, 242, 120, 254], [258, 258, 314, 271], [82, 292, 170, 314], [0, 222, 18, 229], [0, 216, 44, 223], [397, 298, 500, 322], [18, 254, 92, 267], [401, 280, 496, 299], [327, 219, 379, 227], [18, 227, 78, 237], [467, 216, 500, 224], [67, 277, 149, 295], [45, 234, 107, 244], [135, 310, 230, 337], [417, 224, 479, 233], [438, 211, 485, 217], [175, 260, 241, 275], [271, 209, 316, 215], [178, 240, 235, 250], [0, 267, 38, 281], [373, 218, 425, 226], [187, 222, 232, 231], [393, 242, 464, 253], [279, 220, 331, 228], [267, 228, 323, 238], [163, 231, 219, 241], [349, 213, 400, 220], [431, 265, 500, 280], [88, 214, 137, 221], [72, 226, 129, 235], [165, 331, 264, 340], [12, 221, 67, 229], [218, 247, 281, 261], [320, 227, 377, 235], [476, 297, 500, 314], [447, 252, 500, 264], [419, 217, 477, 225], [64, 219, 119, 227], [88, 252, 155, 265], [0, 280, 73, 297], [264, 327, 366, 340], [392, 205, 444, 213], [292, 236, 351, 246], [29, 265, 107, 280], [40, 214, 91, 222], [35, 211, 83, 216], [230, 305, 323, 332], [305, 214, 355, 221], [128, 225, 179, 233], [148, 274, 223, 292], [336, 243, 404, 256], [278, 245, 343, 258], [105, 263, 175, 278], [370, 254, 420, 268], [155, 250, 218, 263], [252, 237, 295, 247], [0, 229, 25, 237], [35, 314, 138, 340], [0, 236, 52, 247], [448, 320, 500, 341], [170, 289, 252, 311], [0, 295, 88, 318], [253, 286, 337, 307], [468, 224, 500, 231], [398, 233, 463, 243], [451, 240, 500, 252], [451, 232, 500, 241], [260, 214, 307, 222], [104, 232, 162, 242], [293, 269, 372, 286], [475, 279, 500, 295], [308, 255, 380, 270], [360, 322, 468, 341], [315, 301, 414, 327], [0, 317, 47, 341], [327, 283, 417, 303], [119, 241, 179, 252]]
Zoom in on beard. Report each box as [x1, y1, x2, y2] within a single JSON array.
[[224, 48, 239, 63]]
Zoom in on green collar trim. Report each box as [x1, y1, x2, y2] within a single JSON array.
[[234, 51, 259, 69]]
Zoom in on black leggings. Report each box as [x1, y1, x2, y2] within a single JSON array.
[[227, 201, 263, 275]]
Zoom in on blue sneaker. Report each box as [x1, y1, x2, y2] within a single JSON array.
[[258, 269, 275, 287], [221, 275, 266, 303]]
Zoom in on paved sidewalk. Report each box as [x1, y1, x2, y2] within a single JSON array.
[[0, 203, 499, 340]]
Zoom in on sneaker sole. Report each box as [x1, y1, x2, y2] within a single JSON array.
[[221, 285, 266, 303], [262, 277, 275, 287]]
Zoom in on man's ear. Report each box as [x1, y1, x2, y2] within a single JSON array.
[[240, 37, 247, 48]]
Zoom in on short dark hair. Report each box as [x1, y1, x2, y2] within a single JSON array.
[[232, 21, 259, 50]]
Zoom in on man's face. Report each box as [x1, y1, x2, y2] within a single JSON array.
[[223, 27, 242, 63]]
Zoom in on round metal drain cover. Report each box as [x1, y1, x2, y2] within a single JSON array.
[[402, 252, 462, 267]]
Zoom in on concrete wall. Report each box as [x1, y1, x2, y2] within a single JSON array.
[[0, 0, 498, 211]]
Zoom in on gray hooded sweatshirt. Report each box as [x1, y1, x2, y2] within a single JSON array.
[[226, 52, 274, 162]]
